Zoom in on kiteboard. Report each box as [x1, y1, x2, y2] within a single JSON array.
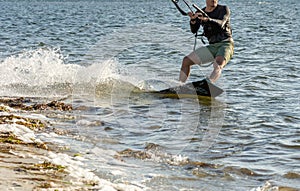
[[151, 78, 223, 98]]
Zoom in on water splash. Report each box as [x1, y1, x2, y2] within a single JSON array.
[[0, 48, 79, 97], [0, 48, 78, 86], [0, 48, 141, 98]]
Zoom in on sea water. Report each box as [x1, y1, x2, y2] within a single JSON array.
[[0, 0, 299, 190]]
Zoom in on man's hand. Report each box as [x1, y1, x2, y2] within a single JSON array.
[[188, 12, 202, 20], [188, 12, 209, 23], [198, 14, 209, 22]]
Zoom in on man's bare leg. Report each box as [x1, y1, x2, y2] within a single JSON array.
[[209, 56, 226, 83], [179, 56, 195, 83]]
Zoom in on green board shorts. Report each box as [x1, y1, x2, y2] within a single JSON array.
[[188, 40, 234, 66]]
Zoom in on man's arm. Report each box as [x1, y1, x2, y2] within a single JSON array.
[[207, 6, 230, 29], [189, 12, 202, 34]]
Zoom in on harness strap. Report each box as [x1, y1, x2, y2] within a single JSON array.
[[193, 32, 205, 51]]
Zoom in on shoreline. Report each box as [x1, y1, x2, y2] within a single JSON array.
[[0, 97, 143, 191]]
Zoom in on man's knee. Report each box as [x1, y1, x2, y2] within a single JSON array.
[[214, 56, 226, 69], [182, 56, 194, 67]]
